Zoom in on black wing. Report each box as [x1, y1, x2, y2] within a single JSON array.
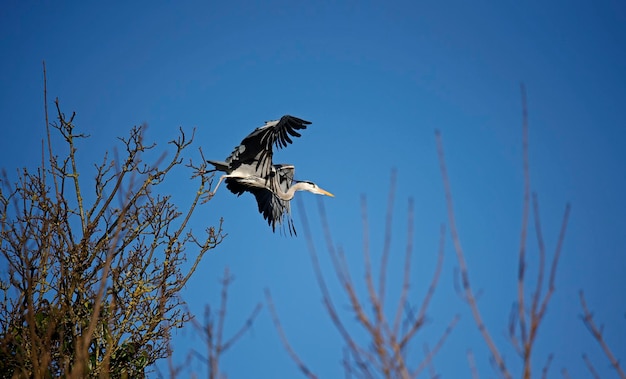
[[224, 115, 311, 178], [249, 187, 296, 236]]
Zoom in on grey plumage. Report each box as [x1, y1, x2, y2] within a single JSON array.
[[208, 115, 333, 235]]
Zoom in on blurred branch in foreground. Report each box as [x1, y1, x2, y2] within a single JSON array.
[[579, 291, 626, 379], [190, 268, 262, 379], [267, 171, 458, 378], [162, 267, 262, 379], [435, 83, 570, 379]]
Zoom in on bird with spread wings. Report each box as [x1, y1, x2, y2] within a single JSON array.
[[207, 115, 334, 235]]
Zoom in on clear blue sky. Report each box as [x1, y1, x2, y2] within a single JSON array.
[[2, 1, 625, 377]]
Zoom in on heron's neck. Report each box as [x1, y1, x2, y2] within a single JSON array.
[[274, 182, 307, 201]]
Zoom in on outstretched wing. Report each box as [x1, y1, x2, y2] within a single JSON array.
[[224, 115, 311, 178]]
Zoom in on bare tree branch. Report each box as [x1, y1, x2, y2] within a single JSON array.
[[467, 349, 480, 379], [583, 354, 601, 379], [579, 291, 626, 379], [265, 289, 318, 379], [435, 130, 511, 379], [189, 268, 262, 379]]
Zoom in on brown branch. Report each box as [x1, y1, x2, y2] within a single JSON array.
[[379, 169, 397, 309], [435, 130, 511, 379], [540, 354, 553, 379], [359, 195, 381, 334], [411, 314, 459, 379], [189, 268, 262, 379], [314, 198, 379, 365], [538, 202, 571, 319], [422, 344, 437, 379], [467, 349, 480, 379], [579, 291, 626, 379], [530, 193, 546, 319], [78, 172, 130, 373], [393, 197, 415, 337], [582, 354, 601, 379], [517, 82, 531, 348], [42, 61, 60, 199], [293, 174, 451, 378], [265, 289, 318, 379], [399, 224, 445, 349]]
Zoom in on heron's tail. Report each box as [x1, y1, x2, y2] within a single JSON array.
[[206, 160, 229, 172]]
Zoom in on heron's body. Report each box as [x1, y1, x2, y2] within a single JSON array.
[[207, 116, 333, 235]]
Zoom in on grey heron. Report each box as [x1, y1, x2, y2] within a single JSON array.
[[207, 115, 334, 235]]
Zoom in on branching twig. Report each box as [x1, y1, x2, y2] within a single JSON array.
[[579, 291, 626, 379], [190, 268, 262, 379], [435, 130, 512, 379], [265, 289, 318, 379], [411, 314, 459, 379], [285, 176, 454, 378]]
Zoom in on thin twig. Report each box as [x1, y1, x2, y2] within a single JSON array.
[[312, 198, 378, 371], [538, 202, 571, 320], [561, 368, 571, 379], [435, 130, 512, 379], [582, 354, 601, 379], [517, 82, 531, 348], [467, 349, 480, 379], [580, 291, 626, 379], [399, 224, 445, 348], [393, 197, 415, 337], [359, 195, 381, 333], [540, 354, 553, 379], [379, 169, 397, 308], [422, 344, 438, 379], [265, 289, 318, 379], [411, 314, 459, 379]]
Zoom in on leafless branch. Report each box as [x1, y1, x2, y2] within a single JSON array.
[[422, 344, 438, 379], [561, 368, 572, 379], [467, 349, 480, 379], [583, 353, 601, 379], [411, 314, 459, 379], [579, 291, 626, 379], [435, 130, 511, 379], [276, 173, 455, 378], [189, 268, 262, 379], [540, 354, 553, 379], [517, 83, 531, 348], [265, 289, 318, 379]]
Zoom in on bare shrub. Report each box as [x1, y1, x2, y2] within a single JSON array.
[[0, 64, 224, 378]]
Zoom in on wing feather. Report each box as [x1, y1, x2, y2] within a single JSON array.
[[224, 115, 310, 178], [224, 165, 297, 236]]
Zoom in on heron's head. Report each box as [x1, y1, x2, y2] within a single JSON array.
[[298, 181, 334, 197]]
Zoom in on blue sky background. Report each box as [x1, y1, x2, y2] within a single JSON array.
[[2, 1, 625, 377]]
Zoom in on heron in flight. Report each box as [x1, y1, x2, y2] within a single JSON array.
[[207, 115, 334, 235]]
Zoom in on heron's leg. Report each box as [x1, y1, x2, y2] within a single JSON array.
[[210, 175, 227, 196]]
